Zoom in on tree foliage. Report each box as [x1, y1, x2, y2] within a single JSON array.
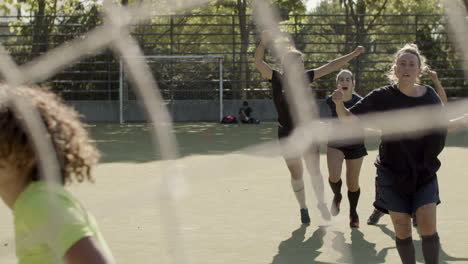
[[299, 0, 466, 97], [0, 0, 465, 100]]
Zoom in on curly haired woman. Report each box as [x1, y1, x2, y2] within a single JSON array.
[[0, 84, 114, 264]]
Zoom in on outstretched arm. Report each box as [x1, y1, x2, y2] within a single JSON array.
[[427, 70, 448, 105], [332, 85, 359, 122], [254, 31, 273, 80], [314, 46, 365, 79]]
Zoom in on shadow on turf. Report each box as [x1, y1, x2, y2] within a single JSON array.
[[87, 123, 468, 163], [271, 225, 333, 264], [375, 224, 468, 263], [332, 229, 393, 263], [271, 224, 468, 263]]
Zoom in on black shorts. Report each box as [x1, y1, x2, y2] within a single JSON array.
[[373, 170, 440, 215], [328, 144, 367, 160], [277, 125, 293, 140], [277, 125, 319, 156]]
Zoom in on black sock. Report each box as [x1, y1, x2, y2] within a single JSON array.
[[329, 179, 342, 197], [422, 233, 440, 264], [396, 236, 416, 264], [348, 189, 360, 216]]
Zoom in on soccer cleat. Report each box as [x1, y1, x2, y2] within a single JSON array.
[[330, 194, 342, 216], [367, 209, 384, 225], [300, 208, 311, 224], [317, 203, 332, 221], [350, 213, 360, 228]]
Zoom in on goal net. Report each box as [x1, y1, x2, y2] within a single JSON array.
[[119, 55, 224, 124]]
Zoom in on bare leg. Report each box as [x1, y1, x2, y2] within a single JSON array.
[[345, 157, 363, 227], [345, 157, 363, 192], [284, 158, 305, 208], [327, 147, 344, 184], [304, 148, 331, 220], [327, 147, 344, 216], [389, 211, 415, 264], [416, 203, 439, 264]]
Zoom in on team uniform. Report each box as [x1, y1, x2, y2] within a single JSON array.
[[349, 84, 446, 214], [14, 181, 114, 264], [326, 94, 368, 160], [270, 69, 331, 223], [270, 69, 318, 152]]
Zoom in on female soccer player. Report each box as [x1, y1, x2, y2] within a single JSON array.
[[366, 68, 448, 226], [0, 84, 114, 264], [332, 43, 468, 263], [254, 30, 364, 224], [326, 69, 367, 228]]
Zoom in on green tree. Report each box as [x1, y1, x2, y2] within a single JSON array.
[[1, 0, 101, 55], [173, 0, 308, 99], [304, 0, 453, 96]]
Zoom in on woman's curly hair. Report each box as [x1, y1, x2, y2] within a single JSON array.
[[0, 84, 100, 184]]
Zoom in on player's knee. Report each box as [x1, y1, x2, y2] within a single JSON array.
[[394, 219, 412, 238], [290, 174, 302, 180], [395, 230, 412, 240], [329, 173, 341, 182], [289, 169, 303, 180], [346, 182, 359, 192], [306, 164, 321, 177], [416, 217, 437, 235]]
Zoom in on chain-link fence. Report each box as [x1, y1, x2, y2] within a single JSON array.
[[0, 13, 466, 102]]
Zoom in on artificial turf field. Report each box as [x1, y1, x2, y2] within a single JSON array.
[[1, 122, 468, 263]]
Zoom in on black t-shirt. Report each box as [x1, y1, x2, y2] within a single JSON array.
[[270, 70, 315, 129], [349, 84, 447, 194], [326, 93, 362, 118], [239, 106, 252, 117], [326, 93, 365, 148]]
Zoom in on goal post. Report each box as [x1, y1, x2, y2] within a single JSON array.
[[119, 55, 224, 124]]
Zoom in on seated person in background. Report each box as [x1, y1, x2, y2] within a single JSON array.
[[238, 101, 259, 124]]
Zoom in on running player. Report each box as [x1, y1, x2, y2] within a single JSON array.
[[326, 69, 367, 228], [332, 43, 468, 263], [254, 30, 364, 224]]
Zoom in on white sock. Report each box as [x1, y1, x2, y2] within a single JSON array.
[[291, 178, 307, 209], [309, 170, 326, 205]]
